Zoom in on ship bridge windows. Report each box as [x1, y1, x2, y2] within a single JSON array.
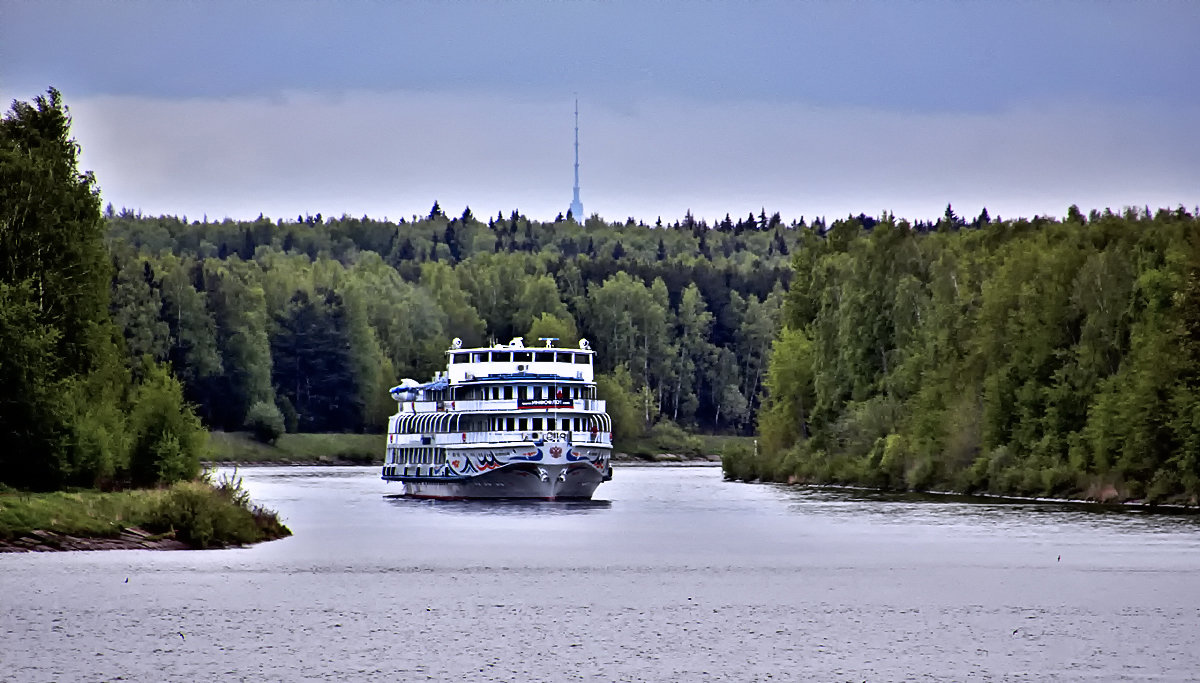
[[514, 351, 532, 363], [450, 352, 468, 364], [574, 353, 590, 365], [472, 352, 488, 363], [504, 386, 513, 400], [493, 351, 511, 362], [534, 351, 553, 362]]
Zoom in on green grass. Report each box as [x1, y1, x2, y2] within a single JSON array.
[[695, 434, 758, 457], [209, 429, 745, 465], [208, 431, 384, 464], [0, 488, 153, 540], [0, 475, 291, 548], [614, 429, 755, 461]]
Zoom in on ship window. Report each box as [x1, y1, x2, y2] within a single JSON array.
[[473, 352, 488, 363], [519, 417, 528, 431], [514, 351, 532, 362], [506, 417, 515, 431], [535, 351, 553, 363], [504, 386, 512, 400], [533, 386, 542, 400], [493, 351, 511, 362], [574, 353, 589, 364], [451, 352, 468, 364], [574, 418, 582, 431], [519, 386, 528, 400], [556, 352, 571, 363], [532, 418, 543, 430]]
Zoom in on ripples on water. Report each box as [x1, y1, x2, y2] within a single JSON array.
[[777, 485, 1200, 546], [3, 465, 1198, 682]]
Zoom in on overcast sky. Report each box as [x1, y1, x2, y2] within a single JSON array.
[[3, 1, 1198, 224]]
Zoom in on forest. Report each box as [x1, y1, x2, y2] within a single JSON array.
[[5, 88, 1199, 505], [102, 200, 800, 445], [735, 206, 1200, 504]]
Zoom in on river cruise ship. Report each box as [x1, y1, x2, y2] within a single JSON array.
[[381, 337, 613, 499]]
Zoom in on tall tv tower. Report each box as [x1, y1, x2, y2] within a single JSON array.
[[568, 98, 584, 223]]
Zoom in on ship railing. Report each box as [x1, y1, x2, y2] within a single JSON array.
[[389, 431, 613, 446], [404, 398, 607, 413]]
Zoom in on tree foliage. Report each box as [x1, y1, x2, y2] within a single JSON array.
[[103, 196, 800, 438], [742, 209, 1200, 503], [0, 89, 207, 490]]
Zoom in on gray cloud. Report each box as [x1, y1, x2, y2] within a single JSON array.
[[57, 90, 1200, 225]]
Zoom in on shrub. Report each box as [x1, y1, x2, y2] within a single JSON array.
[[147, 475, 290, 549], [246, 400, 285, 444], [127, 362, 207, 486], [721, 442, 757, 481], [647, 420, 703, 456]]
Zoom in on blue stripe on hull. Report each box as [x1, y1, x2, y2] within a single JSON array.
[[387, 463, 604, 500]]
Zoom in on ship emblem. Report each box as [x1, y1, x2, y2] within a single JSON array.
[[451, 460, 461, 469], [549, 446, 563, 457]]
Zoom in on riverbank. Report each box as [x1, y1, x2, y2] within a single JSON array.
[[0, 478, 291, 553], [208, 431, 382, 465], [721, 456, 1200, 509], [206, 430, 745, 466]]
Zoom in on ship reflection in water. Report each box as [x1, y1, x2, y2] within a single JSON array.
[[385, 494, 613, 515]]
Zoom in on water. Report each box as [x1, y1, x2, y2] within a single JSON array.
[[3, 466, 1199, 682]]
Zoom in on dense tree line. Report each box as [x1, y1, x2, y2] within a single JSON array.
[[733, 206, 1200, 503], [103, 199, 802, 441], [19, 89, 1195, 504], [1, 90, 205, 490]]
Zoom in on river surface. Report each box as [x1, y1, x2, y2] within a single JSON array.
[[2, 466, 1199, 682]]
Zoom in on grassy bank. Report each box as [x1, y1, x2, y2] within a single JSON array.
[[213, 429, 745, 464], [614, 427, 755, 462], [719, 445, 1200, 507], [0, 475, 291, 550], [208, 431, 384, 464]]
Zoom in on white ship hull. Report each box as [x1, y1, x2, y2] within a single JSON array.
[[398, 462, 607, 500], [383, 439, 612, 500]]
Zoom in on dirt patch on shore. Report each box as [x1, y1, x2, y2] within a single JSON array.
[[0, 527, 189, 553]]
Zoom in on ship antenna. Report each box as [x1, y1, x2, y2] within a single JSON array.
[[569, 98, 584, 223], [538, 337, 559, 348]]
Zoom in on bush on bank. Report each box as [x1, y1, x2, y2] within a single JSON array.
[[145, 475, 290, 549]]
